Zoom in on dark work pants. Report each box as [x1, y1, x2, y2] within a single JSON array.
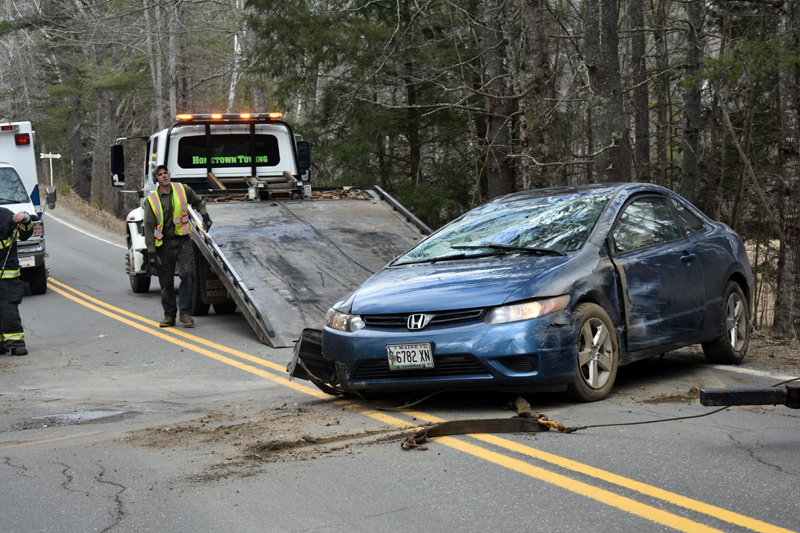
[[156, 236, 194, 317], [0, 278, 25, 352]]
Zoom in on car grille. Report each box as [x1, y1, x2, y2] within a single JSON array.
[[353, 355, 489, 380], [361, 308, 485, 329]]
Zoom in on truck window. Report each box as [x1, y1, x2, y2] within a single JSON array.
[[0, 167, 30, 203], [176, 134, 281, 169]]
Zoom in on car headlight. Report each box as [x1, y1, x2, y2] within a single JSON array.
[[484, 295, 570, 325], [325, 308, 366, 333]]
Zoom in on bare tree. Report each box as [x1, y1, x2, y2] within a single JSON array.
[[481, 0, 512, 198], [679, 0, 703, 205], [630, 0, 650, 182], [520, 0, 567, 187], [774, 0, 800, 336], [584, 0, 632, 182]]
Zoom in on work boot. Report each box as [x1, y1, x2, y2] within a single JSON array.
[[11, 348, 27, 356], [179, 314, 195, 328], [159, 315, 176, 328]]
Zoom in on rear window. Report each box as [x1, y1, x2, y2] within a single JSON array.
[[176, 134, 281, 169], [671, 198, 705, 234], [0, 167, 30, 204]]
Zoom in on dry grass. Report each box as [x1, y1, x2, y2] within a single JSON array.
[[57, 188, 126, 237]]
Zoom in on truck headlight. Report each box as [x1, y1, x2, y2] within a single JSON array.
[[484, 295, 569, 325], [325, 308, 365, 333]]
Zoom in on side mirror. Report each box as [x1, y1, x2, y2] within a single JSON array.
[[45, 186, 57, 210], [110, 144, 125, 186], [296, 140, 311, 172]]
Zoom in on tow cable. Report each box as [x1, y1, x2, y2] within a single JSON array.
[[401, 396, 732, 451], [400, 375, 800, 450]]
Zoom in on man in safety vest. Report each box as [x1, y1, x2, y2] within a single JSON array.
[[0, 208, 33, 355], [144, 165, 212, 328]]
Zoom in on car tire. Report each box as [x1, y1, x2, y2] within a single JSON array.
[[701, 281, 749, 365], [565, 303, 619, 402], [130, 273, 151, 293], [28, 262, 48, 295]]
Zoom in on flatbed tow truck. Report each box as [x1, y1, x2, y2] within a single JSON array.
[[110, 113, 429, 347]]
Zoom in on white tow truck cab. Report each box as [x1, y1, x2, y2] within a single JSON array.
[[109, 112, 311, 294], [0, 121, 57, 294]]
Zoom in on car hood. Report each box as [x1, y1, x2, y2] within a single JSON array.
[[350, 255, 571, 314]]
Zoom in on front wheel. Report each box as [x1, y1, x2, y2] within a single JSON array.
[[28, 262, 48, 295], [701, 281, 749, 364], [130, 274, 151, 293], [565, 303, 619, 402]]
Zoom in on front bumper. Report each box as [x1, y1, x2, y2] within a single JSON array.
[[17, 238, 45, 268], [310, 310, 578, 393]]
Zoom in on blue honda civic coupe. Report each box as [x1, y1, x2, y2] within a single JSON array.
[[290, 183, 753, 402]]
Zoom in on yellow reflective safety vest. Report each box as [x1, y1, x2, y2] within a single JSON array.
[[146, 183, 191, 247]]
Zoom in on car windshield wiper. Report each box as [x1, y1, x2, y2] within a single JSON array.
[[0, 197, 22, 204], [392, 250, 512, 266], [451, 244, 568, 256]]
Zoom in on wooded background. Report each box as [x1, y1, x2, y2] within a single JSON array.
[[1, 0, 798, 337]]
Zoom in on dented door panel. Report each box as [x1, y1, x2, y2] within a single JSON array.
[[614, 240, 706, 351]]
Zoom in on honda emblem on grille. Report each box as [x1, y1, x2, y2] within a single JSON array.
[[407, 313, 430, 330]]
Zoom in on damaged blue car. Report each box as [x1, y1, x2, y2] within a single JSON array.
[[289, 183, 752, 402]]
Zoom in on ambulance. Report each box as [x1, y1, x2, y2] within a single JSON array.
[[0, 121, 56, 294]]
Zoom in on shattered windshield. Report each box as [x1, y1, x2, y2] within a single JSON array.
[[394, 194, 610, 265]]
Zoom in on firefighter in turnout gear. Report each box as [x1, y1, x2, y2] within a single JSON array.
[[144, 165, 212, 328], [0, 208, 34, 356]]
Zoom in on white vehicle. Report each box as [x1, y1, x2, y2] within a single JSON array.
[[0, 121, 56, 294], [110, 113, 429, 346]]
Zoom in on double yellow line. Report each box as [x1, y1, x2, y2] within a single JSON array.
[[49, 278, 794, 533]]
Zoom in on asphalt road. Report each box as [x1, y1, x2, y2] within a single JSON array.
[[0, 205, 798, 533]]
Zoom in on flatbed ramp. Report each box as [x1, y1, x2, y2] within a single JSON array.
[[192, 189, 428, 347]]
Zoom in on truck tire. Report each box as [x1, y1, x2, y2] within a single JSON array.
[[213, 302, 237, 315], [28, 262, 48, 295], [130, 274, 151, 293], [191, 244, 210, 316]]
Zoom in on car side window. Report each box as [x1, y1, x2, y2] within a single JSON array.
[[671, 198, 705, 234], [612, 197, 682, 254]]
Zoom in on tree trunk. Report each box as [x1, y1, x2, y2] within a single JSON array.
[[67, 109, 92, 202], [630, 0, 650, 182], [92, 88, 118, 214], [680, 0, 703, 205], [704, 10, 730, 215], [584, 0, 632, 182], [144, 0, 165, 130], [482, 0, 512, 198], [168, 1, 179, 119], [774, 0, 800, 337], [653, 0, 668, 187], [520, 0, 566, 187]]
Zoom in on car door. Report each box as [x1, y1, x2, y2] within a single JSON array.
[[610, 195, 706, 351]]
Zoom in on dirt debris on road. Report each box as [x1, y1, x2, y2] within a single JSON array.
[[123, 399, 407, 482]]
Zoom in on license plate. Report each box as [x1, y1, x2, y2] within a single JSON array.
[[387, 343, 434, 370], [19, 257, 34, 268]]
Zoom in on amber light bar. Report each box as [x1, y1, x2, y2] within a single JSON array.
[[174, 112, 284, 123]]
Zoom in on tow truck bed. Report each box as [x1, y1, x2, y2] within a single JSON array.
[[191, 188, 428, 347]]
